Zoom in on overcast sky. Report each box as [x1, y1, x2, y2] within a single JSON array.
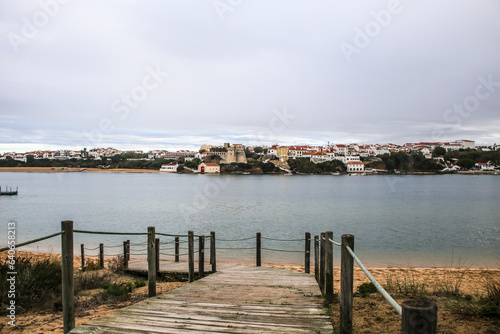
[[1, 0, 499, 153]]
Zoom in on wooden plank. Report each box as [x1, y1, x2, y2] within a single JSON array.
[[70, 265, 332, 333]]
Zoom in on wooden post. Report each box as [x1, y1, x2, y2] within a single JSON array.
[[319, 232, 325, 294], [61, 220, 75, 333], [199, 236, 205, 278], [175, 237, 180, 262], [305, 232, 311, 274], [147, 226, 156, 297], [256, 232, 262, 267], [340, 234, 354, 334], [188, 230, 194, 283], [314, 235, 319, 283], [324, 231, 334, 304], [155, 238, 160, 276], [126, 240, 130, 261], [123, 241, 128, 269], [99, 243, 104, 269], [402, 299, 438, 334], [80, 244, 85, 272], [210, 231, 216, 273]]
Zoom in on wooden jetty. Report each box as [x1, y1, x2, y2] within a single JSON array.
[[70, 264, 332, 333], [0, 186, 18, 196]]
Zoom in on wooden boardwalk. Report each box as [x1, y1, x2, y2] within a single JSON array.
[[71, 265, 332, 333]]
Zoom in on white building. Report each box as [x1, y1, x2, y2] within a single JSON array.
[[346, 161, 365, 173], [159, 164, 179, 172]]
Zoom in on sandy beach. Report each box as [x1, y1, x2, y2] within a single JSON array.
[[0, 167, 160, 173]]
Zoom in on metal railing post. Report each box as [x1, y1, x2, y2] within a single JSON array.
[[61, 220, 75, 333], [340, 234, 354, 334]]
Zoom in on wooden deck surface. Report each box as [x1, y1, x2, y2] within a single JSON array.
[[71, 264, 332, 333]]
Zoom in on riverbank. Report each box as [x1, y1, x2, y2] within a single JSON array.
[[0, 166, 498, 175], [0, 167, 160, 173], [1, 251, 498, 333]]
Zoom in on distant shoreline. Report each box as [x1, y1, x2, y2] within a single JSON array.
[[0, 166, 497, 175]]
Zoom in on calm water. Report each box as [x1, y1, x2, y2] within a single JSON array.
[[1, 172, 499, 268]]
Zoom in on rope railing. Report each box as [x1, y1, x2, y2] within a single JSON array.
[[84, 246, 100, 251], [328, 238, 341, 247], [160, 252, 189, 257], [218, 236, 256, 241], [217, 246, 255, 250], [261, 247, 303, 253], [261, 236, 303, 242], [0, 231, 63, 253], [156, 232, 189, 238], [345, 245, 402, 316], [74, 229, 148, 235]]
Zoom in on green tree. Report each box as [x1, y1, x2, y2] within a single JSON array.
[[432, 146, 447, 157], [457, 157, 475, 170], [254, 147, 263, 154]]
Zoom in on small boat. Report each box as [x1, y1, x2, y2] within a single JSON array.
[[1, 186, 18, 196]]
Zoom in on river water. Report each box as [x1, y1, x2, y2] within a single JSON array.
[[1, 172, 499, 268]]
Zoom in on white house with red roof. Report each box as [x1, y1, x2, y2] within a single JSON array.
[[346, 161, 365, 173], [198, 162, 220, 173]]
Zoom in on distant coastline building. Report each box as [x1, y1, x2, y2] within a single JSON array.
[[205, 143, 247, 164], [346, 161, 365, 173], [198, 162, 220, 173]]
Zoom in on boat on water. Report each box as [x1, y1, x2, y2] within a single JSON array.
[[0, 186, 18, 196], [159, 164, 179, 172]]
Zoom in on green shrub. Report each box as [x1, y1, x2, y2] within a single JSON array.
[[134, 279, 147, 288], [356, 282, 378, 297], [75, 271, 112, 293], [0, 256, 62, 313], [101, 283, 132, 300]]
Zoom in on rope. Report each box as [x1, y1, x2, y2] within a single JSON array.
[[129, 253, 147, 256], [129, 242, 147, 246], [156, 232, 189, 238], [74, 230, 147, 236], [328, 238, 341, 247], [105, 244, 124, 248], [261, 237, 303, 242], [84, 246, 100, 251], [345, 245, 402, 316], [0, 231, 64, 253], [218, 236, 256, 241], [159, 252, 189, 257], [261, 247, 303, 253], [217, 247, 255, 250]]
